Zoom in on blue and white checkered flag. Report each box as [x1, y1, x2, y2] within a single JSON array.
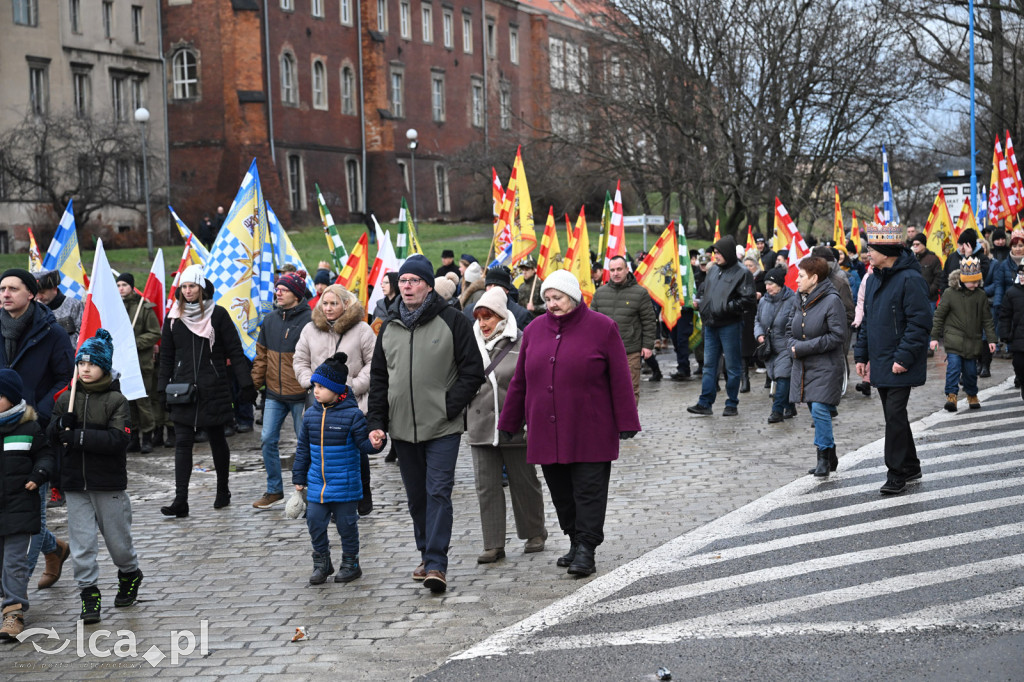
[[267, 202, 314, 292], [977, 186, 988, 226], [881, 145, 900, 225], [41, 199, 88, 301]]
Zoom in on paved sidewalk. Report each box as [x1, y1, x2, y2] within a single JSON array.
[[6, 350, 1015, 678]]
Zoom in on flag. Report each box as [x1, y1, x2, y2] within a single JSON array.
[[206, 159, 274, 360], [1006, 131, 1024, 213], [564, 207, 595, 305], [978, 186, 989, 226], [492, 168, 503, 234], [367, 217, 399, 314], [713, 218, 721, 243], [78, 240, 145, 400], [536, 207, 563, 280], [774, 199, 808, 290], [597, 191, 611, 273], [881, 144, 900, 224], [41, 199, 88, 301], [337, 232, 369, 310], [315, 183, 348, 271], [490, 164, 518, 267], [833, 186, 847, 250], [874, 205, 884, 224], [850, 209, 862, 254], [745, 225, 755, 252], [677, 225, 701, 349], [141, 248, 166, 328], [169, 205, 212, 266], [396, 197, 423, 259], [602, 181, 626, 283], [990, 137, 1016, 221], [955, 197, 980, 246], [924, 188, 956, 267], [773, 198, 795, 252], [267, 201, 314, 292], [27, 227, 43, 272], [507, 148, 536, 265], [166, 235, 196, 310], [635, 222, 682, 329]]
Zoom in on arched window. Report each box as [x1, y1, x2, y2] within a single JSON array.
[[280, 52, 297, 105], [341, 66, 356, 115], [312, 60, 327, 109], [172, 49, 198, 100]]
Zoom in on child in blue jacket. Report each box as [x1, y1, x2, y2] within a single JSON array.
[[293, 353, 383, 585]]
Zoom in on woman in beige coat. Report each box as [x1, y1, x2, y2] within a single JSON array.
[[293, 284, 377, 513]]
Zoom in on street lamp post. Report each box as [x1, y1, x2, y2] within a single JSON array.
[[406, 128, 418, 227], [134, 107, 154, 259]]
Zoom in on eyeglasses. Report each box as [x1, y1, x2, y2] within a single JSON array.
[[398, 277, 423, 286]]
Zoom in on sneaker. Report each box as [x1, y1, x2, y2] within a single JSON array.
[[879, 478, 907, 495], [944, 393, 958, 412], [423, 570, 447, 593], [0, 606, 24, 641], [114, 569, 143, 607], [252, 492, 285, 509], [80, 588, 102, 624], [722, 406, 738, 417], [48, 486, 65, 508], [967, 395, 981, 410], [686, 403, 713, 416]]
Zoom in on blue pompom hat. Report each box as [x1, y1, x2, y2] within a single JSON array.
[[77, 328, 114, 375], [311, 352, 349, 395]]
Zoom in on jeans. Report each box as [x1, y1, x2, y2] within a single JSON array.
[[261, 398, 306, 495], [699, 321, 743, 408], [773, 377, 795, 414], [877, 386, 920, 481], [808, 402, 836, 450], [393, 433, 461, 573], [672, 310, 694, 373], [26, 482, 57, 578], [944, 353, 978, 396], [306, 500, 359, 556], [1, 534, 31, 611]]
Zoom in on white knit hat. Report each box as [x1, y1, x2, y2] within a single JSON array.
[[540, 270, 582, 304], [464, 261, 484, 283], [433, 276, 457, 301], [475, 287, 509, 320], [179, 264, 206, 287]]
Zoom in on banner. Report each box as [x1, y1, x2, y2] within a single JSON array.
[[635, 221, 682, 329]]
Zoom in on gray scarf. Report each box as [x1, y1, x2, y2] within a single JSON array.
[[399, 291, 437, 329], [1, 304, 34, 363]]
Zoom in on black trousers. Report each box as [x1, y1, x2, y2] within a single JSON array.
[[174, 425, 231, 498], [877, 386, 920, 480], [541, 461, 611, 550], [1013, 352, 1024, 395]]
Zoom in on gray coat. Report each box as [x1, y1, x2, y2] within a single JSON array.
[[466, 320, 524, 447], [754, 286, 798, 380], [786, 279, 847, 406]]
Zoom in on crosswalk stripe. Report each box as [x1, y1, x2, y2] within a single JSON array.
[[924, 416, 1023, 436], [914, 428, 1024, 451], [838, 443, 1015, 478], [940, 401, 1021, 418]]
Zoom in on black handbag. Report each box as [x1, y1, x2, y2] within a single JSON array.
[[755, 327, 773, 362], [165, 382, 197, 405]]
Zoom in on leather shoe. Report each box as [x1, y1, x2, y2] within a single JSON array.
[[722, 405, 738, 417], [567, 545, 596, 576], [38, 539, 70, 588], [767, 412, 784, 424], [524, 534, 547, 553], [412, 562, 427, 581], [477, 548, 506, 564], [423, 570, 447, 593]]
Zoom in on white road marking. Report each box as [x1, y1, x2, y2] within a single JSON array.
[[826, 443, 1018, 482], [924, 416, 1024, 436], [914, 428, 1024, 451]]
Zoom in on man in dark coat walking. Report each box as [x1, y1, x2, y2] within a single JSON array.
[[910, 233, 945, 308], [854, 225, 933, 495]]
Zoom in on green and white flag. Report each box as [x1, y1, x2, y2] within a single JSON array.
[[395, 197, 423, 259], [316, 183, 348, 271]]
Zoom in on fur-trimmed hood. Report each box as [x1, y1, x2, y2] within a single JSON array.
[[459, 277, 486, 308], [311, 297, 366, 336], [948, 269, 963, 290]]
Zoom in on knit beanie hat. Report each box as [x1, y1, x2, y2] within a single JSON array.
[[117, 273, 135, 288], [1, 268, 39, 296], [475, 287, 509, 320], [911, 233, 928, 247], [311, 352, 349, 395], [398, 254, 434, 286], [464, 262, 484, 284], [485, 265, 513, 291], [179, 264, 206, 287], [764, 267, 787, 288], [0, 369, 23, 404], [541, 269, 583, 304], [434, 276, 457, 301], [958, 228, 978, 250], [276, 272, 307, 300], [993, 228, 1007, 242], [77, 328, 114, 375], [313, 269, 332, 286], [35, 269, 61, 291]]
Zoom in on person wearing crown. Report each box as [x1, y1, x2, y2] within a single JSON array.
[[854, 222, 933, 495]]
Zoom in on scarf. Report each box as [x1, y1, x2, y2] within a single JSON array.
[[399, 291, 437, 329], [1, 304, 34, 363], [472, 314, 519, 446], [168, 299, 216, 349], [0, 399, 27, 429]]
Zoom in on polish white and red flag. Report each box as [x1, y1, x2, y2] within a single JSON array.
[[78, 239, 146, 399], [166, 235, 196, 311], [774, 198, 809, 291], [603, 179, 626, 283], [141, 248, 166, 327]]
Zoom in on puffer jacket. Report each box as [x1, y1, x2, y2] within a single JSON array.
[[999, 282, 1024, 352], [986, 255, 1023, 316], [697, 236, 756, 327], [292, 390, 376, 504], [754, 286, 798, 381], [293, 301, 375, 411], [591, 273, 658, 354], [252, 303, 312, 401], [0, 405, 54, 535], [787, 279, 847, 406], [466, 317, 524, 447], [932, 271, 996, 359], [49, 373, 131, 491]]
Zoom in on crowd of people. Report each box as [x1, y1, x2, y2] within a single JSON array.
[[1, 216, 1022, 641]]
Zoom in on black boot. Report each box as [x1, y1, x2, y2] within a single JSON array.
[[855, 381, 872, 397], [358, 454, 373, 516], [127, 432, 141, 453], [140, 431, 153, 454], [213, 488, 231, 509], [827, 447, 839, 472], [160, 497, 189, 518], [556, 540, 579, 568], [150, 426, 164, 448], [309, 551, 334, 585], [739, 361, 751, 393], [979, 361, 991, 378], [81, 587, 102, 624], [567, 544, 596, 576], [163, 425, 175, 448], [812, 448, 830, 477], [114, 569, 143, 607], [335, 554, 362, 583]]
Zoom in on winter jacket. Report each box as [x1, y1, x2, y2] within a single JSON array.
[[518, 275, 546, 317], [49, 373, 131, 491], [252, 303, 312, 402], [697, 236, 756, 328], [0, 301, 75, 427], [367, 293, 485, 443], [932, 272, 997, 359], [158, 304, 254, 428], [754, 286, 799, 381], [998, 283, 1024, 352], [464, 291, 531, 332], [854, 250, 932, 388], [591, 273, 658, 354], [459, 278, 486, 311], [497, 302, 641, 466], [467, 317, 524, 447], [292, 390, 376, 504], [915, 249, 944, 303], [826, 261, 856, 331], [45, 292, 84, 347], [985, 255, 1023, 316], [0, 406, 54, 536], [293, 301, 375, 411], [786, 279, 847, 405], [372, 295, 397, 323], [123, 292, 161, 374]]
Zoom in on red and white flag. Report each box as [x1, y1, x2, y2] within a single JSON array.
[[603, 180, 626, 282], [367, 216, 399, 314], [141, 248, 166, 327], [774, 199, 809, 291], [166, 235, 195, 311], [78, 240, 146, 400], [1006, 131, 1024, 211]]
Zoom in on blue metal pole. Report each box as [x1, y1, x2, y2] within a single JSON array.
[[969, 0, 978, 211]]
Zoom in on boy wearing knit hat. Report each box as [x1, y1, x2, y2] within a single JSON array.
[[293, 353, 384, 585], [48, 329, 142, 624]]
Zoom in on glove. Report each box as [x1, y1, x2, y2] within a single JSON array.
[[619, 430, 638, 440], [58, 429, 79, 446], [238, 385, 258, 406], [55, 411, 77, 431]]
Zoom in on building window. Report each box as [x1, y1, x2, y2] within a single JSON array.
[[116, 159, 131, 201], [470, 77, 483, 128], [399, 1, 410, 38], [340, 0, 351, 25], [435, 165, 450, 213], [73, 70, 91, 118], [281, 0, 293, 10], [111, 75, 126, 121], [102, 1, 113, 38], [390, 68, 404, 118], [281, 52, 297, 105], [287, 155, 305, 210], [135, 158, 146, 201], [312, 60, 327, 109], [131, 77, 144, 112], [442, 10, 453, 49], [34, 155, 49, 199], [509, 27, 519, 64], [346, 158, 363, 213], [376, 0, 387, 32], [486, 18, 496, 57], [69, 0, 81, 33], [13, 0, 37, 26], [341, 66, 355, 115], [28, 63, 49, 116], [132, 5, 143, 43], [499, 88, 511, 130], [421, 5, 433, 43], [172, 49, 199, 99], [431, 74, 445, 122], [312, 0, 323, 18], [549, 37, 564, 90], [462, 14, 472, 53]]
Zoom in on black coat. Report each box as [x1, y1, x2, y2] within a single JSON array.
[[698, 236, 756, 328], [158, 304, 254, 428], [999, 283, 1024, 352], [787, 279, 847, 405], [0, 408, 53, 535], [0, 302, 75, 426]]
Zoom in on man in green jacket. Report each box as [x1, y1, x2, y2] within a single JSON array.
[[118, 274, 161, 454], [591, 256, 659, 403]]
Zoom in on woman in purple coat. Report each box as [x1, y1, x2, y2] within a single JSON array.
[[498, 270, 641, 577]]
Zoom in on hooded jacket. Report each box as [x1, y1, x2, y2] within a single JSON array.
[[252, 302, 312, 401], [932, 271, 997, 359], [0, 301, 75, 426], [591, 272, 658, 354], [293, 300, 375, 411], [0, 405, 54, 535], [786, 279, 848, 405], [697, 236, 756, 327], [998, 279, 1024, 352]]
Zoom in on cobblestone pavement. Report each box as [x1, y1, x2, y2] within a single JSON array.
[[7, 349, 1014, 679]]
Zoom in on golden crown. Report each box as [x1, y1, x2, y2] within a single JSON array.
[[865, 221, 904, 245], [960, 256, 983, 281]]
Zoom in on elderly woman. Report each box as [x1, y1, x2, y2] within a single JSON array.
[[294, 284, 376, 512], [754, 267, 799, 423], [498, 270, 640, 577], [786, 256, 848, 478], [467, 288, 547, 564]]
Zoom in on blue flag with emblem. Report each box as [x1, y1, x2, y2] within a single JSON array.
[[41, 199, 89, 301], [267, 201, 314, 292]]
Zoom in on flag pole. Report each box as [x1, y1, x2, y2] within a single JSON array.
[[65, 362, 80, 423]]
